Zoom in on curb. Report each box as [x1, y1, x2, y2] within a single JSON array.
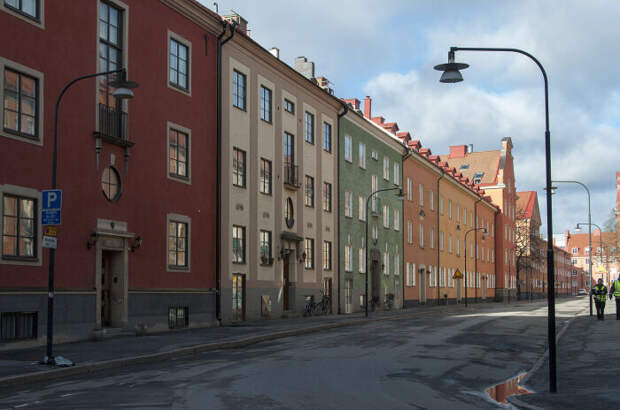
[[0, 308, 444, 388]]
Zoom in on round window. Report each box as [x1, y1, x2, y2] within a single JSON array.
[[101, 166, 121, 202], [285, 198, 294, 229]]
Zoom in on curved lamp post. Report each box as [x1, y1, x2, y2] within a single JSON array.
[[45, 68, 138, 365], [434, 46, 557, 393], [464, 227, 486, 307], [576, 222, 604, 285], [552, 180, 592, 315], [365, 187, 403, 317]]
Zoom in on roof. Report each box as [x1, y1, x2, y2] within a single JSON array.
[[438, 150, 501, 186], [516, 191, 537, 220]]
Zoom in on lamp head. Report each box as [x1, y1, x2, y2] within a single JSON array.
[[109, 69, 139, 100], [434, 50, 468, 83], [575, 224, 582, 232]]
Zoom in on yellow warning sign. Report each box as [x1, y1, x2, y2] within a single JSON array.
[[43, 226, 57, 237], [453, 268, 463, 279]]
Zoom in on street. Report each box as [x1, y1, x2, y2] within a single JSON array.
[[0, 298, 588, 409]]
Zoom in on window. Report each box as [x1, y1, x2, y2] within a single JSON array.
[[323, 241, 332, 270], [359, 248, 365, 273], [393, 163, 400, 185], [383, 157, 389, 180], [260, 85, 272, 123], [419, 225, 424, 248], [168, 306, 188, 329], [358, 196, 366, 221], [344, 135, 352, 162], [456, 237, 460, 256], [304, 175, 314, 207], [3, 68, 38, 139], [359, 143, 366, 169], [232, 70, 246, 110], [448, 200, 452, 219], [345, 191, 353, 218], [284, 98, 295, 114], [456, 204, 460, 222], [439, 231, 444, 251], [448, 234, 452, 253], [469, 211, 473, 227], [305, 238, 314, 269], [232, 225, 245, 264], [0, 311, 37, 341], [394, 253, 399, 276], [98, 2, 123, 108], [383, 205, 390, 228], [283, 131, 294, 164], [430, 228, 434, 249], [323, 122, 331, 152], [2, 195, 36, 259], [371, 175, 378, 211], [394, 208, 400, 231], [372, 223, 378, 242], [419, 185, 424, 205], [344, 244, 352, 272], [232, 147, 246, 187], [285, 198, 294, 228], [371, 150, 378, 160], [101, 166, 121, 201], [4, 0, 40, 20], [407, 178, 412, 201], [168, 220, 188, 268], [430, 191, 434, 211], [408, 221, 413, 244], [169, 36, 190, 91], [383, 251, 390, 275], [439, 196, 443, 214], [323, 182, 332, 212], [260, 158, 272, 195], [259, 230, 272, 264], [304, 111, 314, 143], [168, 127, 189, 179]]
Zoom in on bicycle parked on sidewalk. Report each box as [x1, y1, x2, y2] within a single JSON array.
[[304, 291, 330, 316]]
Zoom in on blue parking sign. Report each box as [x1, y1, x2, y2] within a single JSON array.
[[41, 189, 62, 226]]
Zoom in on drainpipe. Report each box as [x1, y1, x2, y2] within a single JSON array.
[[473, 196, 482, 303], [216, 21, 235, 324], [336, 103, 348, 314], [436, 170, 444, 305]]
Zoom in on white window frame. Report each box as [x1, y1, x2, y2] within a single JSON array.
[[383, 157, 389, 180], [394, 208, 399, 231], [344, 135, 352, 162], [407, 178, 412, 201], [0, 0, 46, 29], [358, 195, 366, 221], [393, 162, 400, 185], [166, 121, 192, 185], [359, 143, 366, 169], [383, 205, 390, 228], [167, 30, 192, 96], [408, 220, 413, 244], [419, 184, 424, 205], [344, 191, 353, 218], [419, 224, 424, 248], [344, 244, 352, 272], [430, 190, 434, 211], [166, 213, 191, 272]]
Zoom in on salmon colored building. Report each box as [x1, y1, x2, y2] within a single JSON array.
[[516, 190, 546, 299], [440, 138, 517, 301], [401, 139, 497, 305]]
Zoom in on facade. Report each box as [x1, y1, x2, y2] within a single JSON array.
[[515, 191, 546, 299], [0, 0, 222, 345], [338, 97, 405, 314], [564, 229, 617, 285], [552, 245, 572, 296], [220, 23, 341, 321], [440, 139, 517, 301], [402, 140, 497, 305]]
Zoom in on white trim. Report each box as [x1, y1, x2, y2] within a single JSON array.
[[166, 212, 191, 273], [0, 57, 44, 146]]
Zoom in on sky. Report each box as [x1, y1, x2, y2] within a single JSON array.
[[201, 0, 620, 236]]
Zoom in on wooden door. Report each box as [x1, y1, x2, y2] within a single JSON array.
[[101, 251, 112, 327]]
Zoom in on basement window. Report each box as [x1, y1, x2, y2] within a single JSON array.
[[168, 306, 188, 329], [0, 311, 37, 341]]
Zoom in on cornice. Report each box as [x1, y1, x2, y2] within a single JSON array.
[[160, 0, 223, 35]]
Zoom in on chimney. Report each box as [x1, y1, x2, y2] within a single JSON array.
[[343, 98, 361, 111], [449, 145, 467, 158], [363, 96, 372, 119], [294, 56, 315, 80], [269, 47, 280, 59]]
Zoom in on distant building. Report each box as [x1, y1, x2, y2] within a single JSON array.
[[516, 191, 546, 299]]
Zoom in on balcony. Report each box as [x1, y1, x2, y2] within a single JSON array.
[[283, 163, 300, 190], [93, 103, 134, 147]]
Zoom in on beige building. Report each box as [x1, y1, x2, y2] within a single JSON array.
[[220, 18, 342, 321]]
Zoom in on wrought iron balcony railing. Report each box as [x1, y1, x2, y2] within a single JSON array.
[[94, 103, 133, 147], [283, 163, 300, 189]]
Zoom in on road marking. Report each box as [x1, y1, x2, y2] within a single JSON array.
[[60, 393, 75, 397]]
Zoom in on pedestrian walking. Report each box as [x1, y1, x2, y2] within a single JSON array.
[[609, 274, 620, 320], [592, 278, 608, 320]]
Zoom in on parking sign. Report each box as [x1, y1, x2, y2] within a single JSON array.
[[41, 189, 62, 226]]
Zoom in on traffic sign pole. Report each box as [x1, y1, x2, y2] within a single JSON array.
[[41, 189, 61, 365]]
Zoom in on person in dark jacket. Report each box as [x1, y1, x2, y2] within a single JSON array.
[[608, 274, 620, 320], [592, 278, 608, 320]]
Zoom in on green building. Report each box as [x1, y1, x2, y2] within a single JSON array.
[[338, 99, 406, 313]]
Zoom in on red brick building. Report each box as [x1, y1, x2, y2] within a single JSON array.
[[0, 0, 222, 344]]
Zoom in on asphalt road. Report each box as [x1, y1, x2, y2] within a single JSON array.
[[0, 298, 586, 410]]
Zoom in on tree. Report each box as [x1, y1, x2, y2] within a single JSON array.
[[515, 205, 545, 300]]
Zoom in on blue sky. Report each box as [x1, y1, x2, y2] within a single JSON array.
[[201, 0, 620, 235]]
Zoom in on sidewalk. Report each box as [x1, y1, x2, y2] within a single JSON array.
[[509, 307, 620, 409], [1, 300, 506, 387]]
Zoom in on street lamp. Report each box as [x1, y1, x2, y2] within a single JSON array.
[[552, 180, 592, 315], [464, 227, 486, 307], [434, 46, 557, 393], [365, 187, 403, 318], [576, 222, 604, 285], [44, 68, 138, 366]]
